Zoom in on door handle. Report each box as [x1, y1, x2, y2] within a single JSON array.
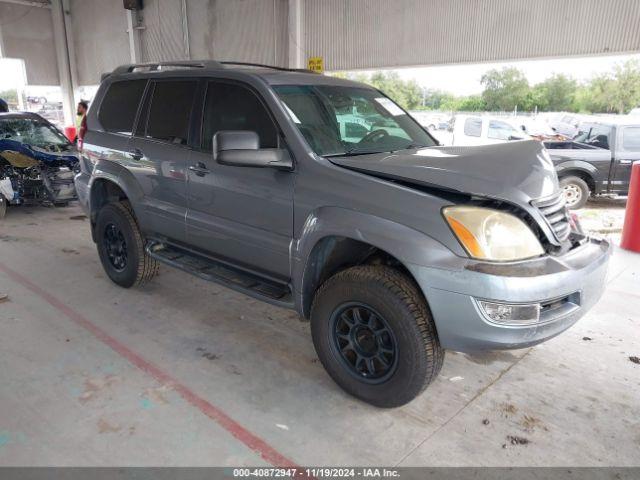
[[189, 162, 210, 176], [128, 148, 143, 161]]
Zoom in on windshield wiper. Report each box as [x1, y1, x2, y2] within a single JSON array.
[[324, 148, 392, 158]]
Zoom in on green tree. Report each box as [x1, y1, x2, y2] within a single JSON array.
[[0, 89, 18, 104], [534, 74, 577, 112], [440, 95, 486, 112], [480, 67, 530, 111], [355, 71, 424, 110], [575, 74, 617, 113], [611, 59, 640, 113], [420, 89, 455, 110]]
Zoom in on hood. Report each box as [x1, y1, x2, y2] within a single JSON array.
[[0, 138, 78, 168], [328, 140, 559, 206]]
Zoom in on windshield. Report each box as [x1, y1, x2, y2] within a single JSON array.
[[274, 85, 436, 156], [0, 117, 70, 149]]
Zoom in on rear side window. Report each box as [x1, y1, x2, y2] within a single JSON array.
[[488, 120, 517, 140], [145, 80, 198, 145], [622, 127, 640, 151], [98, 80, 146, 135], [463, 117, 482, 137], [202, 81, 278, 151]]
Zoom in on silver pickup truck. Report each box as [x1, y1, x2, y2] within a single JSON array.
[[545, 117, 639, 208], [75, 61, 611, 407]]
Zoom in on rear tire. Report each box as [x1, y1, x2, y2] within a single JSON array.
[[311, 265, 443, 408], [560, 176, 589, 209], [95, 202, 158, 288]]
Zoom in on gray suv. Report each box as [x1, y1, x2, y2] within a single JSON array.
[[75, 61, 610, 407]]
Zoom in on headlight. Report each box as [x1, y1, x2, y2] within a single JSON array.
[[443, 206, 544, 261]]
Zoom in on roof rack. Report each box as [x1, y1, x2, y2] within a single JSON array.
[[106, 60, 320, 79], [219, 61, 319, 74], [111, 60, 224, 76]]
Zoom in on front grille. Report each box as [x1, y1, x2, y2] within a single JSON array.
[[533, 192, 571, 242]]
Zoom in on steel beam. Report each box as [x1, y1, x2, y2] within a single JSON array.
[[50, 0, 74, 125], [287, 0, 303, 69]]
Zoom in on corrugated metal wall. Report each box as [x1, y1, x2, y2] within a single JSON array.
[[0, 3, 58, 85], [304, 0, 640, 71], [141, 0, 188, 62], [69, 0, 130, 86], [186, 0, 289, 67], [3, 0, 640, 85]]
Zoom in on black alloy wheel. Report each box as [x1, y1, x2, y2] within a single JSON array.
[[330, 303, 398, 384], [103, 223, 128, 272]]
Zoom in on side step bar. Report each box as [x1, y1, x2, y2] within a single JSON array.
[[146, 242, 294, 309]]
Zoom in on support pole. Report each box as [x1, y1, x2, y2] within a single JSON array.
[[181, 0, 190, 60], [50, 0, 75, 126], [126, 8, 142, 63], [288, 0, 304, 69]]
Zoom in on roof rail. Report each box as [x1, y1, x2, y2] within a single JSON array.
[[219, 61, 320, 74], [107, 60, 320, 78], [111, 60, 224, 75]]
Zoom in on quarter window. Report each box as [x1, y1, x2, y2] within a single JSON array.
[[202, 82, 278, 151], [463, 117, 482, 137], [145, 80, 197, 145], [99, 80, 146, 135]]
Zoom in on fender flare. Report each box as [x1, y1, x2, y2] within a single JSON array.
[[291, 206, 455, 317], [88, 160, 147, 229], [554, 160, 598, 177]]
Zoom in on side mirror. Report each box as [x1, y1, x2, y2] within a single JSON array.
[[213, 131, 293, 171]]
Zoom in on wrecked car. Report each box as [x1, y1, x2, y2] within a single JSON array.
[[0, 112, 79, 218], [76, 61, 611, 407]]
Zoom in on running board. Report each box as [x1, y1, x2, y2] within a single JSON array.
[[146, 242, 294, 308]]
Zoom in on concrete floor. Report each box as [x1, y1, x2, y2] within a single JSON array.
[[0, 203, 639, 467]]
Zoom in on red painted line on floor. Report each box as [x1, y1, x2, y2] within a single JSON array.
[[0, 261, 303, 470]]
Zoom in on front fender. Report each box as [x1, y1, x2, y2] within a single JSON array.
[[291, 206, 456, 315]]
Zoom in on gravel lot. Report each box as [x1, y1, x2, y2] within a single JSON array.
[[576, 196, 628, 245]]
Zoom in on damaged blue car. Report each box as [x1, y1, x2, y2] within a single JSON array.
[[0, 112, 79, 218]]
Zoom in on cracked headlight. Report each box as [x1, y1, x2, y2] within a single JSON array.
[[443, 206, 544, 261]]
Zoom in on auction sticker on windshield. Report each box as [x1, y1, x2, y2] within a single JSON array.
[[374, 97, 404, 116]]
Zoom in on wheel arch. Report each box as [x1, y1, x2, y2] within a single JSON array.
[[293, 207, 453, 319], [88, 163, 145, 241], [554, 162, 598, 193]]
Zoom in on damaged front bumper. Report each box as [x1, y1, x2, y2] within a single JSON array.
[[407, 236, 611, 352], [0, 139, 79, 206]]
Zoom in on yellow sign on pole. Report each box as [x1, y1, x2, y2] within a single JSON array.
[[307, 57, 324, 74]]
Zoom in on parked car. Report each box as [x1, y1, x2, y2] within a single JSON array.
[[0, 112, 79, 218], [548, 113, 581, 138], [544, 118, 639, 209], [75, 61, 610, 407], [450, 114, 530, 146], [508, 117, 567, 141]]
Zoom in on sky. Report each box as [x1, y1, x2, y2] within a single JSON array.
[[2, 53, 640, 97]]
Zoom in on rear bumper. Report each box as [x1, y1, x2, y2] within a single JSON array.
[[407, 237, 611, 352], [74, 171, 91, 215]]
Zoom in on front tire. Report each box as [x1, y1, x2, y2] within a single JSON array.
[[95, 202, 158, 288], [560, 176, 589, 209], [311, 265, 443, 407]]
